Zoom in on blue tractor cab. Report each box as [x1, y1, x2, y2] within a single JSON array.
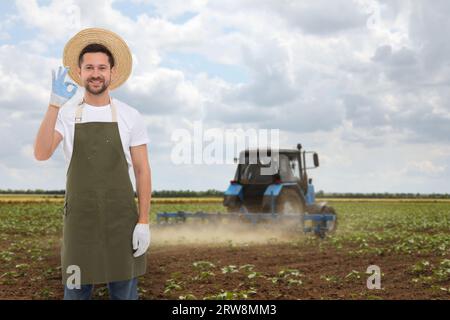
[[222, 144, 337, 237]]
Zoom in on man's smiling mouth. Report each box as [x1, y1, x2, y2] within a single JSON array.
[[90, 80, 103, 86]]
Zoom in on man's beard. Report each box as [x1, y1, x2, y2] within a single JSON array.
[[84, 77, 110, 95]]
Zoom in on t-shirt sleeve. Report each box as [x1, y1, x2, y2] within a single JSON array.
[[130, 110, 149, 147], [55, 111, 65, 138]]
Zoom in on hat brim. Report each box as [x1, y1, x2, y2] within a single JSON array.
[[63, 28, 132, 90]]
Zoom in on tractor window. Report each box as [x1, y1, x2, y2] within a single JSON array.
[[278, 154, 298, 182], [238, 163, 274, 184], [290, 158, 300, 180]]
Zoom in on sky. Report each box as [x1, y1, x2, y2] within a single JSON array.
[[0, 0, 450, 193]]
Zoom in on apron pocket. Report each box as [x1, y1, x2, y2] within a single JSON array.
[[64, 194, 102, 246]]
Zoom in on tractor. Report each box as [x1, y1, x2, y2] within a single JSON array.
[[157, 144, 337, 238]]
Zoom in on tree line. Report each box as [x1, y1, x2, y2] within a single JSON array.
[[0, 189, 449, 199]]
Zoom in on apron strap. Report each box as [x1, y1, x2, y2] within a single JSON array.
[[75, 97, 118, 123]]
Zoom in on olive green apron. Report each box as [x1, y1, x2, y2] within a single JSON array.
[[61, 97, 147, 285]]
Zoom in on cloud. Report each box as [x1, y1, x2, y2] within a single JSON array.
[[404, 160, 447, 176], [0, 45, 58, 112], [117, 68, 204, 116], [15, 0, 82, 43], [273, 0, 370, 36], [130, 0, 208, 20]]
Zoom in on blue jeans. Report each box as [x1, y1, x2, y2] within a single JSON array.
[[63, 277, 138, 300]]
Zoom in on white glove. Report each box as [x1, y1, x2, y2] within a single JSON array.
[[49, 66, 78, 108], [132, 223, 151, 257]]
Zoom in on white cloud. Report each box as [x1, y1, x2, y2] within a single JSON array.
[[15, 0, 82, 42], [405, 160, 446, 175], [130, 0, 208, 19]]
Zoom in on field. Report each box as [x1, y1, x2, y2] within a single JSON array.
[[0, 196, 449, 300]]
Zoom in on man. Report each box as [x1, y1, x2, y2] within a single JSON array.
[[306, 178, 315, 204], [33, 28, 151, 300]]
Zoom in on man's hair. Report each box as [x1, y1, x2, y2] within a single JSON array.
[[78, 43, 115, 68]]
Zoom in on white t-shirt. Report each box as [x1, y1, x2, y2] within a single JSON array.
[[55, 98, 149, 169]]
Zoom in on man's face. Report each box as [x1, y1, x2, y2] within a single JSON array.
[[78, 52, 115, 95]]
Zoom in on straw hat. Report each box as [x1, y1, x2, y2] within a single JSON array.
[[63, 27, 132, 90]]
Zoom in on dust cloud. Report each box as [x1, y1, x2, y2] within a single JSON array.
[[151, 220, 307, 246]]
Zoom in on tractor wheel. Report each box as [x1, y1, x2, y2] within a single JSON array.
[[276, 189, 306, 214], [321, 205, 337, 234], [275, 189, 306, 229]]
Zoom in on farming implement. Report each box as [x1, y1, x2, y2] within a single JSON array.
[[157, 144, 337, 238]]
